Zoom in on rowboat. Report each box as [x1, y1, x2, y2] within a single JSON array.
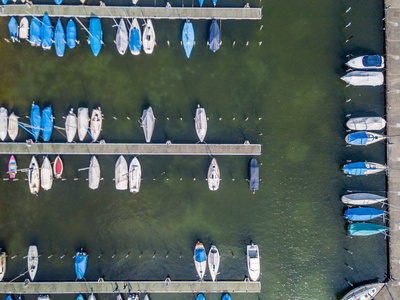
[[129, 157, 141, 194], [348, 223, 388, 236], [141, 106, 155, 143], [194, 241, 207, 280], [8, 17, 18, 42], [194, 105, 207, 142], [342, 193, 387, 206], [346, 117, 386, 131], [0, 107, 8, 141], [75, 249, 87, 280], [8, 155, 17, 179], [41, 13, 53, 50], [115, 155, 128, 190], [89, 18, 103, 57], [90, 108, 102, 142], [344, 207, 386, 221], [66, 19, 77, 49], [8, 112, 19, 141], [41, 156, 53, 191], [342, 162, 387, 176], [65, 108, 77, 143], [249, 158, 259, 192], [27, 245, 39, 281], [30, 103, 41, 141], [19, 17, 29, 40], [345, 131, 385, 146], [129, 18, 142, 55], [55, 19, 66, 57], [29, 156, 40, 195], [182, 20, 195, 58], [115, 18, 128, 55], [341, 71, 384, 86], [143, 19, 156, 54], [53, 155, 63, 179], [208, 20, 221, 52], [207, 158, 220, 191], [346, 55, 384, 70], [247, 243, 260, 281], [29, 17, 41, 47], [341, 283, 385, 300], [89, 156, 100, 190], [208, 245, 220, 282], [0, 251, 5, 281], [41, 106, 53, 142], [78, 108, 89, 141]]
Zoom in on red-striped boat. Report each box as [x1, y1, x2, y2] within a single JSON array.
[[53, 156, 63, 179], [8, 155, 17, 179]]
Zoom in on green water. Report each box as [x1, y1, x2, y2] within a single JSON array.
[[0, 0, 388, 299]]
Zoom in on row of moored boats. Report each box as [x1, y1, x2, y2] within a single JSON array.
[[340, 55, 384, 86]]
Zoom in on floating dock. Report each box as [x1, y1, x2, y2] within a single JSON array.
[[0, 280, 261, 294], [0, 5, 262, 20]]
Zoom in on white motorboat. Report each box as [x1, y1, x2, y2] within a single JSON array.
[[65, 108, 77, 143], [141, 106, 155, 143], [19, 17, 29, 40], [129, 157, 141, 194], [27, 245, 39, 281], [345, 131, 385, 146], [29, 156, 40, 195], [0, 251, 6, 281], [115, 155, 128, 190], [143, 19, 156, 54], [247, 243, 260, 281], [78, 107, 89, 141], [89, 156, 101, 190], [8, 112, 19, 141], [207, 158, 220, 191], [194, 242, 207, 280], [41, 156, 53, 191], [346, 55, 384, 70], [208, 245, 220, 282], [341, 193, 387, 206], [195, 105, 207, 142], [115, 19, 128, 55], [0, 107, 8, 141], [341, 283, 385, 300], [341, 71, 384, 86], [88, 294, 96, 300], [346, 117, 386, 131], [129, 18, 142, 55], [90, 108, 103, 142]]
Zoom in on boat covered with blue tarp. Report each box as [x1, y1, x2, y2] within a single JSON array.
[[54, 0, 63, 4], [208, 19, 220, 52], [55, 19, 66, 57], [30, 104, 41, 141], [66, 19, 77, 49], [8, 17, 18, 42], [41, 106, 53, 142], [76, 295, 84, 300], [342, 161, 386, 176], [41, 13, 54, 50], [348, 223, 388, 236], [222, 294, 232, 300], [89, 18, 103, 57], [182, 20, 195, 58], [29, 18, 42, 47], [196, 294, 205, 300], [345, 131, 385, 146], [129, 18, 141, 55], [75, 251, 88, 280], [249, 158, 259, 192], [344, 207, 386, 221]]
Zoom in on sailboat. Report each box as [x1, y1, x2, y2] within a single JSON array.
[[0, 107, 8, 141], [345, 131, 385, 146], [41, 106, 53, 142], [55, 19, 66, 57], [194, 105, 207, 142], [341, 283, 385, 300], [208, 245, 220, 282], [129, 18, 142, 55], [346, 55, 385, 70], [41, 13, 54, 50], [341, 193, 387, 206], [8, 155, 17, 179], [8, 112, 19, 141], [348, 223, 388, 236], [247, 243, 260, 281], [88, 294, 96, 300], [0, 250, 6, 281], [78, 108, 89, 141], [53, 156, 63, 179], [89, 18, 103, 57], [8, 17, 19, 42], [346, 117, 386, 131], [29, 156, 40, 195], [208, 19, 221, 52], [19, 17, 29, 40], [249, 158, 259, 193], [341, 71, 384, 86], [344, 207, 386, 221], [41, 156, 53, 191], [129, 157, 141, 194], [143, 19, 156, 54], [182, 20, 195, 58], [89, 156, 101, 190], [193, 242, 207, 280], [115, 155, 128, 190], [75, 249, 88, 280], [90, 108, 102, 142], [30, 103, 41, 141], [342, 161, 387, 176], [207, 158, 220, 191], [27, 245, 39, 281], [66, 19, 77, 49], [141, 106, 155, 143], [66, 108, 78, 143], [29, 17, 41, 47], [115, 19, 129, 55]]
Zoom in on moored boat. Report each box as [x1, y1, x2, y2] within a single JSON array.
[[198, 0, 204, 6], [19, 17, 29, 40], [143, 19, 156, 54], [0, 251, 6, 281], [208, 245, 220, 282], [194, 241, 207, 280], [77, 295, 84, 300], [212, 0, 217, 6], [196, 294, 205, 300], [29, 156, 40, 195], [41, 156, 53, 191], [207, 158, 220, 191], [129, 18, 142, 55], [29, 17, 41, 47], [27, 245, 39, 281], [41, 106, 53, 142], [115, 155, 128, 190], [89, 156, 100, 190], [41, 13, 54, 50], [129, 157, 141, 194], [182, 20, 195, 58], [0, 107, 8, 141], [341, 193, 387, 206], [66, 19, 77, 49], [142, 295, 147, 300], [247, 243, 260, 281], [38, 297, 50, 300], [342, 162, 387, 176], [66, 108, 78, 143], [8, 17, 18, 42], [90, 108, 102, 142], [88, 294, 96, 300], [8, 112, 19, 141], [30, 103, 41, 141], [53, 155, 63, 179], [341, 71, 384, 86], [115, 18, 128, 55], [345, 131, 385, 146], [141, 106, 155, 143], [249, 158, 259, 193], [89, 18, 103, 57], [346, 117, 386, 131], [348, 223, 388, 236], [208, 19, 221, 52], [346, 55, 384, 70], [55, 19, 66, 57], [221, 294, 232, 300], [78, 108, 89, 141], [341, 283, 385, 300], [116, 295, 122, 300], [344, 207, 386, 222], [8, 155, 17, 179], [195, 105, 207, 142], [54, 0, 63, 4], [75, 249, 88, 280]]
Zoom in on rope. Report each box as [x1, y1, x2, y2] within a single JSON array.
[[9, 270, 29, 283]]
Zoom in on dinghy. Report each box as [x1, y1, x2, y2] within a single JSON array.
[[348, 223, 388, 236], [341, 71, 384, 86], [129, 18, 142, 55], [143, 19, 156, 54], [345, 131, 385, 146], [8, 155, 17, 179], [0, 107, 8, 141], [27, 245, 39, 281], [344, 207, 386, 221], [342, 161, 387, 176], [0, 251, 6, 281], [208, 19, 221, 53], [30, 103, 41, 141], [341, 283, 385, 300], [249, 158, 259, 193], [8, 17, 19, 42], [88, 294, 96, 300], [66, 19, 77, 49], [29, 17, 41, 47], [19, 17, 29, 40], [41, 106, 53, 142], [29, 156, 40, 195], [53, 155, 63, 179], [195, 105, 207, 142], [207, 158, 220, 191], [129, 157, 141, 194], [65, 108, 77, 143], [89, 156, 100, 190], [208, 245, 220, 282], [115, 19, 128, 55], [90, 108, 102, 142], [247, 243, 260, 281], [346, 55, 384, 70], [78, 108, 89, 141], [41, 13, 54, 50], [8, 112, 19, 141], [89, 18, 103, 57], [55, 19, 66, 57], [196, 294, 205, 300], [194, 242, 207, 280], [75, 249, 87, 280], [141, 106, 155, 143], [182, 20, 195, 58], [115, 155, 128, 190], [41, 156, 53, 191], [222, 295, 232, 300], [346, 117, 386, 131], [341, 193, 387, 206]]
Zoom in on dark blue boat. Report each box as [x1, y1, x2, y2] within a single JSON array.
[[249, 158, 259, 192], [208, 19, 220, 53], [182, 21, 195, 58], [89, 18, 103, 57], [29, 18, 41, 47], [344, 207, 386, 221], [66, 19, 77, 49], [41, 106, 53, 142], [75, 250, 88, 280], [8, 17, 18, 42], [55, 19, 66, 57], [30, 104, 41, 141], [41, 13, 54, 50]]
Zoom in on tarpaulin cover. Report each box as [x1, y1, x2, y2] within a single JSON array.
[[55, 19, 66, 57], [75, 253, 87, 279], [76, 295, 84, 300], [8, 17, 18, 40], [41, 106, 53, 142], [89, 18, 103, 57], [344, 207, 385, 221], [222, 294, 232, 300], [362, 55, 382, 67], [30, 18, 41, 46], [195, 248, 206, 263], [347, 132, 369, 145], [342, 162, 370, 175], [66, 19, 77, 49], [54, 0, 63, 4], [208, 20, 220, 52], [348, 223, 388, 236], [30, 104, 41, 141], [196, 294, 205, 300], [41, 14, 53, 49], [129, 27, 141, 53], [182, 21, 195, 58], [249, 158, 259, 191]]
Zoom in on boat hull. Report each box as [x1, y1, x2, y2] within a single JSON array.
[[55, 19, 66, 57], [346, 117, 386, 131], [208, 245, 220, 282], [0, 107, 8, 141], [249, 158, 259, 191], [8, 112, 19, 141], [53, 155, 63, 179], [116, 19, 129, 55], [182, 21, 195, 58], [344, 207, 385, 221], [19, 17, 29, 40], [195, 107, 207, 142], [348, 223, 388, 236], [341, 193, 387, 206], [41, 14, 53, 50], [208, 20, 220, 52], [207, 158, 220, 191], [78, 108, 89, 141], [141, 106, 155, 143], [342, 162, 386, 176], [341, 283, 385, 300], [194, 242, 207, 280], [129, 18, 141, 55], [89, 18, 103, 57], [143, 19, 156, 54], [29, 18, 41, 46], [346, 55, 385, 70], [0, 252, 6, 281], [75, 251, 87, 280], [41, 106, 53, 142], [27, 245, 38, 281], [30, 104, 41, 141], [66, 109, 77, 143], [66, 19, 77, 49], [115, 155, 128, 190], [8, 17, 18, 42], [341, 71, 384, 86], [41, 156, 53, 191], [129, 157, 141, 193], [247, 244, 260, 281], [89, 156, 100, 190], [345, 131, 385, 146], [8, 155, 17, 179]]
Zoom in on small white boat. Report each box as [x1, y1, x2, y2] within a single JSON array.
[[78, 107, 89, 141], [65, 108, 78, 143], [115, 155, 128, 190], [8, 112, 19, 141], [53, 155, 63, 179], [346, 117, 386, 131], [0, 251, 6, 281], [27, 245, 39, 281], [115, 19, 128, 55], [41, 156, 53, 191], [341, 283, 385, 300], [341, 71, 384, 86], [207, 158, 220, 191], [143, 19, 156, 54], [194, 241, 207, 281], [116, 294, 122, 300], [38, 296, 50, 300], [89, 156, 101, 190], [346, 55, 384, 70], [88, 294, 96, 300], [341, 193, 387, 206], [345, 131, 385, 146], [129, 157, 141, 194], [247, 243, 260, 281], [90, 108, 103, 142], [195, 105, 207, 142], [142, 295, 148, 300], [208, 245, 220, 282], [29, 156, 40, 195], [0, 107, 8, 141], [19, 17, 29, 40], [141, 106, 155, 143]]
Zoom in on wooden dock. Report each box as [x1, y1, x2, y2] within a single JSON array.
[[0, 5, 262, 20], [0, 280, 261, 294]]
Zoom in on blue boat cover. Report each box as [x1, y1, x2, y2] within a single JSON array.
[[55, 19, 66, 57], [41, 13, 54, 49], [89, 18, 103, 57], [8, 17, 18, 41], [221, 294, 232, 300], [212, 0, 217, 5], [182, 21, 195, 58], [342, 162, 372, 176], [54, 0, 63, 4], [30, 18, 41, 46], [30, 104, 41, 141], [196, 294, 205, 300], [198, 0, 204, 6], [76, 295, 84, 300], [208, 20, 220, 53], [344, 207, 385, 221], [129, 27, 141, 53], [41, 106, 53, 142], [362, 55, 382, 67], [66, 19, 77, 49], [6, 296, 12, 300], [195, 248, 206, 263], [347, 132, 369, 145], [2, 0, 8, 4], [348, 223, 388, 236], [249, 158, 259, 191], [75, 253, 87, 279]]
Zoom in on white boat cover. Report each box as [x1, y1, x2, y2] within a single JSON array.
[[29, 156, 40, 195], [195, 106, 207, 142], [208, 245, 220, 282], [41, 156, 53, 191], [19, 17, 29, 39], [78, 107, 89, 141], [27, 245, 38, 281], [90, 108, 102, 142], [341, 193, 387, 205], [115, 155, 128, 190], [129, 157, 141, 193], [116, 19, 129, 55], [89, 156, 100, 190], [208, 158, 220, 191], [341, 71, 384, 86], [0, 252, 6, 282], [143, 19, 156, 54], [65, 108, 77, 143], [8, 112, 19, 141], [0, 107, 8, 141], [346, 117, 386, 131], [141, 106, 155, 143]]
